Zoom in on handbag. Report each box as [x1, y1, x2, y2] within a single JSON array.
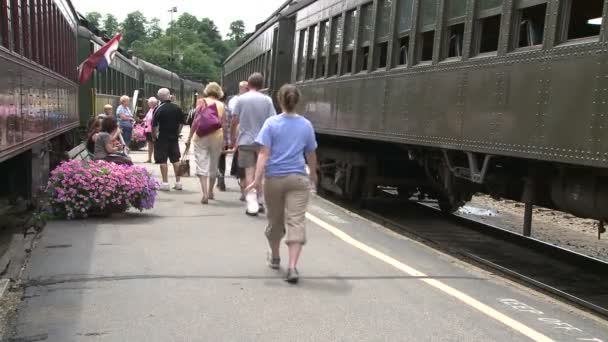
[[178, 143, 191, 177], [192, 99, 222, 137]]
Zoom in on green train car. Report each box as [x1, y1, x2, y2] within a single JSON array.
[[224, 0, 608, 223]]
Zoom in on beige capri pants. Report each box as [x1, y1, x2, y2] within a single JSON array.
[[264, 174, 311, 245], [193, 135, 223, 177]]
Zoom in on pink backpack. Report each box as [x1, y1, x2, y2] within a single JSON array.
[[192, 99, 222, 137]]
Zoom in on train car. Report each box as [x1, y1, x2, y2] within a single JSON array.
[[224, 0, 608, 223], [77, 22, 140, 125], [182, 78, 202, 112], [133, 58, 181, 111], [0, 0, 80, 200], [222, 0, 296, 104]]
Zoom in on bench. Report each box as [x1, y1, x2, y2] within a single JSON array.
[[66, 142, 92, 161]]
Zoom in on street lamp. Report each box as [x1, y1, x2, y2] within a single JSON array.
[[169, 6, 177, 91]]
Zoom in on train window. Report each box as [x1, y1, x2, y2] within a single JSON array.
[[420, 0, 437, 28], [359, 3, 373, 45], [443, 0, 467, 60], [563, 0, 604, 40], [344, 9, 357, 49], [397, 0, 414, 33], [418, 30, 435, 62], [358, 46, 370, 72], [375, 0, 391, 69], [478, 0, 502, 11], [329, 15, 342, 76], [342, 50, 353, 74], [446, 23, 465, 58], [306, 25, 317, 79], [343, 9, 357, 74], [318, 20, 329, 77], [377, 0, 392, 39], [4, 0, 14, 51], [514, 2, 547, 48], [417, 0, 437, 63], [22, 0, 31, 59], [447, 0, 466, 19], [265, 51, 271, 85], [476, 14, 502, 54], [297, 29, 307, 81], [374, 42, 388, 68], [357, 3, 373, 72], [397, 36, 410, 65]]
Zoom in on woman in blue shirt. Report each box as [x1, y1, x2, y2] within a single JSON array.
[[116, 95, 135, 146], [246, 84, 318, 284]]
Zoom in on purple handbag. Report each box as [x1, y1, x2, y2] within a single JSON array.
[[192, 99, 222, 137]]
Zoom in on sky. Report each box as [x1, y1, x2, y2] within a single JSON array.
[[74, 0, 288, 38]]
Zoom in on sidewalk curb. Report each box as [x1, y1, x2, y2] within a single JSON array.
[[0, 229, 38, 299], [0, 279, 9, 299]]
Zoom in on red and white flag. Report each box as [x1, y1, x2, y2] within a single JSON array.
[[78, 33, 122, 84]]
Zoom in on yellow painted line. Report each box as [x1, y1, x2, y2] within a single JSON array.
[[306, 212, 554, 342]]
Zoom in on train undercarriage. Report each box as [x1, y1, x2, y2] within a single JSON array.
[[315, 134, 608, 233], [0, 129, 80, 206]]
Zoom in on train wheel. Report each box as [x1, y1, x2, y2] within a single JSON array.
[[438, 198, 459, 214]]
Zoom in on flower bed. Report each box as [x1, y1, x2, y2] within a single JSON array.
[[130, 123, 147, 150], [46, 160, 159, 219]]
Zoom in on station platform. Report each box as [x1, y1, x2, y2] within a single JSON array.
[[8, 141, 608, 341]]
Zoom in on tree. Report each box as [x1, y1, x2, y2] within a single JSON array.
[[103, 14, 120, 37], [228, 20, 246, 45], [121, 11, 148, 48], [147, 18, 163, 40], [85, 12, 102, 28]]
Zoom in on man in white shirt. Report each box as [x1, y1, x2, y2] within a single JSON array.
[[231, 73, 277, 216]]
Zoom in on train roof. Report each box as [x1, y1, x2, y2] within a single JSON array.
[[223, 0, 316, 65]]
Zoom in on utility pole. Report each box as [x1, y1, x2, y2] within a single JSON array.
[[169, 6, 177, 91]]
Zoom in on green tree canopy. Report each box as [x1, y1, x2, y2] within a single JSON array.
[[147, 18, 163, 40], [85, 11, 246, 84], [228, 20, 246, 45], [85, 12, 102, 28], [103, 14, 119, 37], [121, 11, 148, 47]]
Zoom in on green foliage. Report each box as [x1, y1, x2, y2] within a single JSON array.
[[121, 11, 148, 48], [86, 12, 102, 28], [85, 11, 244, 84], [228, 20, 246, 45], [103, 14, 119, 37]]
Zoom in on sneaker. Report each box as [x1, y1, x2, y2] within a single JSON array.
[[173, 182, 183, 190], [258, 203, 265, 214], [159, 183, 170, 191], [285, 268, 299, 284], [267, 252, 280, 270], [245, 190, 259, 216]]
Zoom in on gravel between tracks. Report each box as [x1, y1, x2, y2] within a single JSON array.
[[458, 195, 608, 262]]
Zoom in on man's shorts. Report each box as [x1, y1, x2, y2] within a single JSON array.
[[237, 144, 259, 169], [154, 139, 181, 164]]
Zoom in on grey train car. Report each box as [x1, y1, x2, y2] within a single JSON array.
[[0, 0, 80, 200], [223, 0, 608, 223], [133, 58, 202, 114]]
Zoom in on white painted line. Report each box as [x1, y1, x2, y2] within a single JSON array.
[[306, 213, 554, 342], [0, 279, 10, 299]]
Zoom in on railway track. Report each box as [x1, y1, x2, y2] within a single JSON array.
[[319, 193, 608, 319]]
